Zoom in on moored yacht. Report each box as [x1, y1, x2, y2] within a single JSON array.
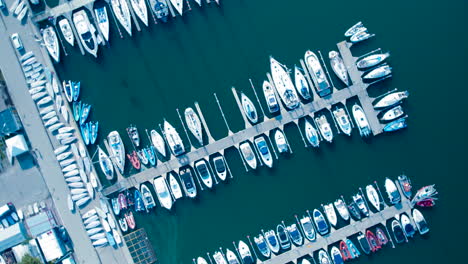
[[179, 167, 197, 198], [270, 57, 300, 109], [334, 199, 350, 221], [212, 156, 227, 181], [168, 172, 183, 200], [304, 119, 320, 147], [126, 125, 140, 147], [380, 105, 404, 122], [384, 178, 401, 204], [353, 193, 369, 217], [352, 104, 371, 137], [238, 240, 254, 264], [42, 26, 60, 63], [400, 213, 416, 238], [330, 246, 344, 264], [107, 131, 125, 174], [304, 50, 332, 97], [357, 53, 390, 69], [58, 18, 74, 46], [344, 21, 365, 37], [318, 249, 332, 264], [73, 10, 98, 57], [197, 257, 208, 264], [194, 159, 213, 189], [357, 232, 371, 254], [262, 80, 279, 113], [350, 31, 373, 43], [140, 183, 156, 210], [184, 107, 203, 145], [164, 120, 185, 156], [225, 249, 240, 264], [323, 203, 337, 227], [362, 65, 392, 80], [254, 136, 273, 168], [274, 129, 289, 153], [332, 106, 352, 136], [294, 66, 312, 100], [149, 0, 169, 23], [150, 129, 166, 157], [276, 224, 291, 250], [239, 141, 257, 170], [299, 214, 316, 241], [98, 146, 114, 180], [169, 0, 183, 16], [373, 91, 409, 109], [153, 176, 173, 210], [383, 117, 407, 132], [212, 251, 227, 264], [111, 0, 132, 36], [264, 230, 280, 254], [94, 6, 110, 42], [391, 219, 406, 243], [286, 223, 303, 246], [315, 114, 333, 143], [329, 51, 350, 86], [129, 0, 148, 26], [312, 209, 329, 236], [254, 234, 271, 258], [241, 92, 258, 124], [412, 209, 429, 235], [365, 184, 381, 211]]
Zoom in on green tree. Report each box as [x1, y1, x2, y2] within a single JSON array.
[[19, 254, 41, 264]]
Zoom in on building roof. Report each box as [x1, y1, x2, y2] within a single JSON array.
[[36, 229, 65, 262], [5, 134, 28, 163], [0, 108, 22, 137], [24, 212, 55, 237], [0, 223, 29, 252]]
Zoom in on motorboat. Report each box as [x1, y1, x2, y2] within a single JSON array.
[[80, 123, 90, 145], [213, 156, 227, 181], [375, 227, 389, 246], [129, 0, 149, 26], [330, 246, 344, 264], [212, 251, 227, 264], [414, 185, 437, 202], [344, 21, 365, 37], [164, 120, 185, 156], [126, 125, 140, 147], [111, 0, 132, 36], [314, 115, 333, 143], [73, 10, 98, 57], [153, 176, 173, 210], [350, 31, 373, 43], [383, 117, 407, 132], [90, 121, 99, 144], [299, 215, 316, 241], [352, 193, 369, 217], [384, 178, 401, 204], [362, 65, 392, 80], [239, 141, 257, 170], [264, 230, 280, 254], [412, 209, 429, 235], [274, 129, 289, 153], [145, 147, 156, 166], [127, 151, 141, 170], [168, 172, 183, 199], [125, 212, 136, 230], [225, 249, 240, 264], [80, 103, 91, 125], [365, 184, 381, 211], [400, 213, 416, 238], [73, 101, 81, 121], [373, 91, 409, 109], [269, 57, 300, 109], [391, 219, 406, 243], [285, 223, 303, 246], [304, 119, 320, 147], [58, 18, 74, 46], [241, 92, 258, 124], [312, 209, 329, 236], [304, 50, 332, 97], [334, 199, 350, 221], [150, 129, 166, 157], [184, 107, 203, 145], [345, 239, 360, 259], [262, 80, 279, 113], [254, 234, 271, 258], [148, 0, 169, 23], [323, 203, 337, 227], [380, 105, 404, 121], [352, 104, 371, 137], [357, 232, 371, 254], [133, 189, 145, 212], [179, 167, 197, 198], [98, 146, 114, 180], [329, 51, 350, 86], [301, 260, 311, 264], [94, 6, 110, 42], [238, 240, 254, 264], [332, 106, 352, 136], [169, 0, 183, 16], [276, 224, 291, 250], [140, 183, 156, 210], [137, 149, 148, 165], [118, 218, 128, 232], [398, 174, 412, 199], [194, 160, 213, 188], [118, 193, 127, 210], [366, 230, 380, 252], [254, 136, 273, 168], [294, 66, 311, 100], [318, 249, 331, 264], [107, 131, 126, 174], [357, 53, 390, 69], [348, 202, 361, 220], [197, 257, 208, 264], [42, 26, 60, 63]]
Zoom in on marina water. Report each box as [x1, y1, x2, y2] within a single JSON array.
[[51, 0, 468, 263]]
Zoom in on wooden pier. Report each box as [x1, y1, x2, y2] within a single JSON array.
[[102, 40, 385, 196]]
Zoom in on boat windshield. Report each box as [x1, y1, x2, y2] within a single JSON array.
[[197, 163, 210, 179], [214, 159, 226, 172], [180, 172, 194, 189], [267, 235, 277, 246]]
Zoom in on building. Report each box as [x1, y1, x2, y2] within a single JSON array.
[[36, 229, 66, 262], [0, 222, 29, 253], [0, 108, 22, 137]]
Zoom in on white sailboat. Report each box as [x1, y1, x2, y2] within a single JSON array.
[[169, 0, 183, 16], [153, 176, 173, 210], [107, 131, 125, 174], [168, 173, 183, 199], [241, 92, 258, 124], [294, 66, 312, 100], [184, 107, 203, 145], [129, 0, 148, 26], [150, 129, 166, 156], [58, 18, 74, 46], [270, 57, 300, 110], [42, 26, 60, 63], [73, 10, 99, 57], [163, 120, 185, 156], [94, 6, 110, 41], [111, 0, 132, 36], [329, 51, 350, 86]]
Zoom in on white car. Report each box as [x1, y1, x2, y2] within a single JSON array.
[[10, 33, 24, 52]]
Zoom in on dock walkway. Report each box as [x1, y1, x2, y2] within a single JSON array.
[[32, 0, 96, 22], [102, 40, 383, 196]]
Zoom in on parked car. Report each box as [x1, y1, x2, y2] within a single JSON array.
[[10, 33, 24, 52]]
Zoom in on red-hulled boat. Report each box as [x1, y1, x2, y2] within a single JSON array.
[[366, 230, 381, 252], [339, 240, 352, 261], [118, 193, 128, 210], [125, 211, 136, 230], [127, 151, 141, 170], [375, 228, 389, 246], [416, 198, 435, 207]]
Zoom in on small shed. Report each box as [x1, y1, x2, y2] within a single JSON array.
[[5, 134, 29, 163]]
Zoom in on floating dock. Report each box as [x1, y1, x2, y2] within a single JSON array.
[[31, 0, 96, 23], [102, 40, 385, 196]]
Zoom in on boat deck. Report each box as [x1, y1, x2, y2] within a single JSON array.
[[102, 40, 385, 196]]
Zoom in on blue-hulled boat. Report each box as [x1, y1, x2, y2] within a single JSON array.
[[134, 189, 145, 212], [145, 146, 156, 166], [345, 239, 361, 258], [384, 117, 407, 132], [312, 209, 329, 236], [80, 103, 91, 125], [90, 121, 98, 144], [72, 81, 80, 101], [73, 101, 81, 122], [81, 123, 90, 145]]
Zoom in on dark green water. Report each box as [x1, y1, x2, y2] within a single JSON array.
[[53, 0, 468, 263]]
